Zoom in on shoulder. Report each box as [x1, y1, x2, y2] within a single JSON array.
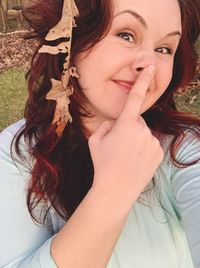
[[0, 119, 25, 157], [0, 121, 57, 267], [156, 131, 200, 194], [159, 131, 200, 163], [173, 131, 200, 163], [167, 132, 200, 267], [0, 119, 25, 144], [166, 131, 200, 212], [0, 118, 25, 150], [0, 119, 33, 176], [169, 130, 200, 200]]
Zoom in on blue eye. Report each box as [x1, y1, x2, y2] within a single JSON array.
[[156, 47, 173, 55], [117, 32, 135, 43]]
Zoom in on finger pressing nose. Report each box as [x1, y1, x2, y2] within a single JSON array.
[[117, 65, 156, 123]]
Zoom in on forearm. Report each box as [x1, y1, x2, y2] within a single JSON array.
[[51, 185, 134, 268]]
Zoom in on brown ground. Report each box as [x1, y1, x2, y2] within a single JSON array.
[[0, 30, 38, 72]]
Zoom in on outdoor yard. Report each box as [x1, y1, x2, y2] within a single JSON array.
[[0, 31, 200, 131], [0, 31, 36, 130]]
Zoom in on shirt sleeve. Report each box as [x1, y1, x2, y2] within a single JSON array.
[[0, 120, 58, 268], [171, 132, 200, 268]]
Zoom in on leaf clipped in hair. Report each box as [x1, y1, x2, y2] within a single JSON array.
[[45, 0, 79, 41], [38, 42, 69, 55], [46, 79, 73, 136]]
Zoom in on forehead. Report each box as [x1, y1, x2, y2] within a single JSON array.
[[113, 0, 182, 32]]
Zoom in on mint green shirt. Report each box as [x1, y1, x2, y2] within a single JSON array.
[[0, 119, 200, 267]]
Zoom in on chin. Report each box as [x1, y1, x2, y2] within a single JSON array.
[[99, 111, 118, 121]]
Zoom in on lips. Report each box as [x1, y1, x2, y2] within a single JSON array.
[[112, 79, 135, 93]]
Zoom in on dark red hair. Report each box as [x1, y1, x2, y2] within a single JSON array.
[[12, 0, 200, 223]]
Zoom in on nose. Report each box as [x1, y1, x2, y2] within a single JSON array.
[[135, 67, 144, 72], [130, 47, 156, 73]]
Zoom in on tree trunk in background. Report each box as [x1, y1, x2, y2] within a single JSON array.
[[0, 0, 10, 32]]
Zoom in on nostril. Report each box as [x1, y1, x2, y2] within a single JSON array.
[[136, 67, 144, 72]]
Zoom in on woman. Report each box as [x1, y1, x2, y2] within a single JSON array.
[[0, 0, 200, 267]]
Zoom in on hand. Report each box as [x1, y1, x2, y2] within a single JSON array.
[[88, 65, 164, 202]]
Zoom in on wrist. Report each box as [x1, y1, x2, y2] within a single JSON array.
[[90, 181, 136, 216]]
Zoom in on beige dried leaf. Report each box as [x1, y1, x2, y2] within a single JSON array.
[[46, 79, 65, 100], [45, 0, 79, 41], [46, 79, 73, 135], [52, 96, 69, 122], [41, 0, 79, 136], [46, 79, 73, 100], [45, 16, 71, 41], [38, 42, 68, 55], [52, 93, 72, 136], [71, 0, 79, 18]]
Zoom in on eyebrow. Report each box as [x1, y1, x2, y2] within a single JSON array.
[[114, 10, 182, 38], [165, 31, 182, 38], [114, 10, 147, 28]]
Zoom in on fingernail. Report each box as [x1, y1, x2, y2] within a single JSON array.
[[147, 65, 155, 76]]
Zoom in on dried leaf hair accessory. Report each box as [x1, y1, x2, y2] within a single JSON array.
[[38, 0, 79, 136]]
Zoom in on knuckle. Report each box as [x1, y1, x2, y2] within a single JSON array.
[[140, 79, 150, 87], [152, 137, 164, 158], [103, 120, 110, 126], [105, 120, 114, 129], [116, 122, 129, 134], [152, 136, 160, 146], [156, 144, 164, 161], [88, 135, 96, 146], [159, 147, 164, 160], [140, 125, 151, 137], [102, 120, 115, 133]]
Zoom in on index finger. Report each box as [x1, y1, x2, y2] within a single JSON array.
[[118, 65, 155, 122]]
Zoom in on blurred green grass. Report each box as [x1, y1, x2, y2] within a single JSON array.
[[0, 69, 27, 131], [174, 89, 200, 119]]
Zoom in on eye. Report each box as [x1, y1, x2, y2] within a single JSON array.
[[156, 47, 173, 55], [117, 32, 135, 43]]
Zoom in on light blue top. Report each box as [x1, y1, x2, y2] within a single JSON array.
[[0, 119, 200, 268]]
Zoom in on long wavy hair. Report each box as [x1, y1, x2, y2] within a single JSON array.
[[12, 0, 200, 223]]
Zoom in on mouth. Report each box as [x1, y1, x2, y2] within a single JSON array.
[[112, 79, 152, 94], [112, 79, 135, 94]]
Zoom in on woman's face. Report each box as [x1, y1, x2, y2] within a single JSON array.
[[76, 0, 182, 131]]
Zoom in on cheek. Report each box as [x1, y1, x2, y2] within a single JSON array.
[[76, 55, 98, 88], [142, 65, 174, 113], [154, 67, 173, 101], [76, 39, 131, 88], [157, 63, 173, 91]]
